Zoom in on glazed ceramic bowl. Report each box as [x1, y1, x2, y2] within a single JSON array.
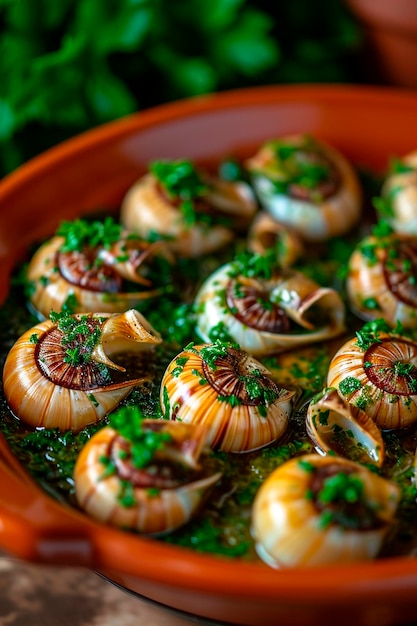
[[1, 85, 417, 626]]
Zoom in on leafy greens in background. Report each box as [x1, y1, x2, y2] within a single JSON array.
[[0, 0, 361, 178]]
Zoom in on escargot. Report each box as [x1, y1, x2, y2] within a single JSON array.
[[251, 454, 400, 568], [2, 309, 162, 430], [120, 158, 257, 257], [246, 211, 304, 268], [346, 225, 417, 328], [327, 320, 417, 430], [194, 251, 346, 357], [245, 134, 362, 242], [26, 216, 173, 319], [377, 151, 417, 235], [160, 341, 294, 453], [74, 407, 221, 534], [306, 387, 385, 467]]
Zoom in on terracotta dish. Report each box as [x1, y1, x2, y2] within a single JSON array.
[[1, 85, 417, 626]]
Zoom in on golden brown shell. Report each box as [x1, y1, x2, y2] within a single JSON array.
[[251, 454, 400, 568], [26, 234, 171, 319], [160, 343, 294, 452], [74, 419, 221, 534], [2, 309, 161, 430], [327, 328, 417, 430]]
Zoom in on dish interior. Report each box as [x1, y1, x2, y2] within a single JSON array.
[[1, 87, 417, 626]]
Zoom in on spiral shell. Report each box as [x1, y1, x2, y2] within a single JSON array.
[[306, 387, 385, 467], [160, 343, 294, 452], [246, 212, 304, 267], [74, 420, 221, 534], [195, 261, 346, 356], [245, 134, 362, 242], [251, 454, 400, 568], [327, 328, 417, 430], [120, 166, 257, 258], [346, 230, 417, 328], [379, 151, 417, 235], [2, 309, 162, 430], [26, 234, 172, 319]]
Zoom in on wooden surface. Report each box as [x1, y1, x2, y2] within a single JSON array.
[[0, 553, 200, 626]]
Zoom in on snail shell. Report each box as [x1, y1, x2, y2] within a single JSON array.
[[380, 151, 417, 234], [2, 309, 161, 430], [74, 420, 221, 534], [306, 387, 385, 467], [195, 262, 346, 356], [246, 211, 305, 268], [160, 343, 294, 452], [26, 234, 172, 319], [251, 454, 400, 568], [327, 329, 417, 430], [120, 168, 257, 258], [346, 231, 417, 328], [245, 134, 362, 242]]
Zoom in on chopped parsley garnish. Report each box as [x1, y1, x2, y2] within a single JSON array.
[[150, 159, 208, 228], [50, 310, 104, 367], [354, 318, 392, 351], [389, 156, 415, 175], [197, 340, 240, 369], [314, 471, 370, 530], [373, 196, 395, 219], [207, 321, 235, 344], [57, 216, 122, 252], [228, 249, 278, 281], [317, 472, 364, 506], [339, 376, 362, 395], [109, 405, 172, 470], [150, 159, 207, 200], [361, 297, 381, 311], [266, 136, 332, 195], [218, 394, 242, 407]]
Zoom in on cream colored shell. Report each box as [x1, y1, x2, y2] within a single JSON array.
[[120, 172, 257, 257], [251, 454, 400, 568], [195, 262, 346, 357], [245, 134, 362, 242], [381, 150, 417, 234]]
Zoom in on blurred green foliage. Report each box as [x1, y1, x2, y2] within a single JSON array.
[[0, 0, 361, 177]]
